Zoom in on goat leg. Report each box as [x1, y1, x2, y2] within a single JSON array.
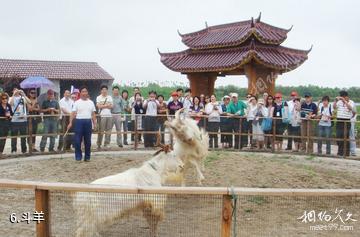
[[189, 159, 205, 185]]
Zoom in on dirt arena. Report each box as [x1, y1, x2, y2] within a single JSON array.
[[0, 151, 359, 236]]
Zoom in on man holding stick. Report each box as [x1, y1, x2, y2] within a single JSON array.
[[67, 87, 96, 162]]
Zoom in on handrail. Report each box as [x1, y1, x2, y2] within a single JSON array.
[[0, 179, 360, 196]]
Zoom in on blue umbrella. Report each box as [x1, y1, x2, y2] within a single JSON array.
[[20, 76, 55, 89]]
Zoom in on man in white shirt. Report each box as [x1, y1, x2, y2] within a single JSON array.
[[68, 86, 96, 161], [333, 90, 356, 157], [143, 91, 160, 147], [96, 85, 113, 149], [58, 90, 74, 151]]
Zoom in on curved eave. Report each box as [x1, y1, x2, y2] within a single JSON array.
[[160, 45, 310, 74], [180, 19, 289, 50]]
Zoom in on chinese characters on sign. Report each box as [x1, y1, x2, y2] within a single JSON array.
[[9, 212, 45, 224]]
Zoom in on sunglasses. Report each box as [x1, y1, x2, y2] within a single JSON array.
[[1, 97, 8, 100], [30, 91, 36, 94]]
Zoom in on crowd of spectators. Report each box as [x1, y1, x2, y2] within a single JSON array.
[[0, 85, 357, 158]]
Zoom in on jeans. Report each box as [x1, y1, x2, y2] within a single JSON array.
[[40, 119, 58, 151], [74, 119, 92, 161], [11, 121, 28, 153], [336, 119, 351, 156], [317, 125, 332, 155], [122, 114, 129, 144]]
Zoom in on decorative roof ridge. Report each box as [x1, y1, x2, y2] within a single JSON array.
[[0, 58, 99, 65], [160, 41, 311, 58]]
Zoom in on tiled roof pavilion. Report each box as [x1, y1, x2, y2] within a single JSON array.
[[159, 13, 311, 96], [0, 58, 114, 80]]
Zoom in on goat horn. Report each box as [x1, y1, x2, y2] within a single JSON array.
[[175, 108, 184, 122]]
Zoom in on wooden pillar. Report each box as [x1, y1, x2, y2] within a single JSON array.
[[221, 195, 233, 237], [244, 63, 277, 96], [35, 189, 50, 237], [187, 73, 217, 96]]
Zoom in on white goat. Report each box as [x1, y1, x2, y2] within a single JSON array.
[[165, 108, 209, 185], [74, 150, 184, 237]]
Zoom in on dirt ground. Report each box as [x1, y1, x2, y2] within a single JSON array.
[[0, 151, 359, 237]]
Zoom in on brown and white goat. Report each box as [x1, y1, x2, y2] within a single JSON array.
[[165, 108, 209, 185]]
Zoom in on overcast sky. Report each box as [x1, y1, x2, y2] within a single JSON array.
[[0, 0, 359, 88]]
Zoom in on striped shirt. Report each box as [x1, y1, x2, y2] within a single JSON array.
[[336, 100, 355, 119], [300, 102, 317, 118]]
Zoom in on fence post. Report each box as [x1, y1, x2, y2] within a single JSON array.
[[35, 189, 50, 237], [272, 118, 276, 152], [238, 117, 242, 150], [307, 119, 311, 154], [134, 116, 138, 150], [221, 195, 233, 237], [343, 120, 347, 159], [28, 116, 33, 155]]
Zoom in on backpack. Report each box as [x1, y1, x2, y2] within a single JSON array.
[[321, 105, 334, 127], [281, 101, 290, 124]]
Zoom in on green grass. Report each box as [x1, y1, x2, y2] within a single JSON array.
[[302, 165, 317, 177], [204, 152, 222, 166], [248, 196, 268, 205], [305, 155, 316, 161]]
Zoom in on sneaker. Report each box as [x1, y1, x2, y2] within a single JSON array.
[[84, 159, 90, 162], [118, 144, 123, 148], [124, 142, 129, 145]]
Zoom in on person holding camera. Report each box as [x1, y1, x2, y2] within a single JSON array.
[[9, 88, 31, 154], [205, 94, 222, 148], [0, 92, 13, 156], [333, 90, 356, 157]]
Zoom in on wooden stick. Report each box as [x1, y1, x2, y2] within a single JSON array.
[[35, 189, 50, 237], [221, 195, 233, 237]]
